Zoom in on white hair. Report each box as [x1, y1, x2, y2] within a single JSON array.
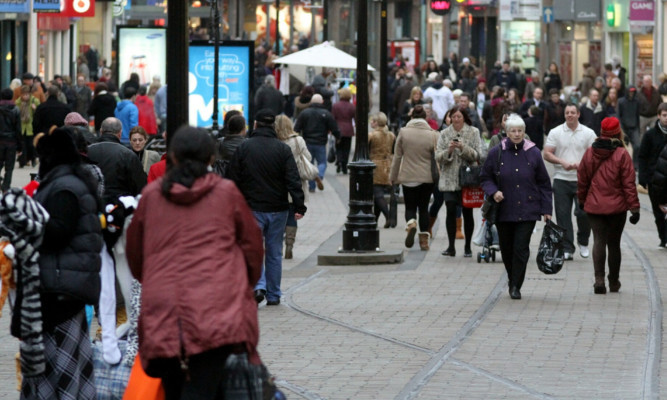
[[504, 114, 525, 131]]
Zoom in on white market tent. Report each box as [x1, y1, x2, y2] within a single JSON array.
[[273, 41, 376, 71]]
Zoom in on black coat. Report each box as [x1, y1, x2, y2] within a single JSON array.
[[88, 92, 117, 133], [638, 121, 667, 188], [294, 103, 340, 145], [228, 126, 306, 215], [32, 97, 71, 135], [87, 134, 147, 203], [254, 85, 285, 116], [524, 115, 544, 150], [0, 102, 22, 150], [579, 103, 605, 137], [651, 144, 667, 204], [544, 100, 565, 134], [618, 95, 640, 129]]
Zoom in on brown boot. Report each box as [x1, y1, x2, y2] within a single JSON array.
[[284, 226, 297, 259], [405, 219, 417, 248], [428, 216, 437, 237], [456, 217, 464, 239], [608, 265, 621, 292], [419, 232, 430, 251], [15, 352, 21, 391], [594, 263, 606, 294]]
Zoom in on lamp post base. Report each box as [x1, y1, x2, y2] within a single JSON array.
[[341, 159, 379, 252]]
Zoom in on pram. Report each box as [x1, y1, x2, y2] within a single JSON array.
[[476, 219, 499, 263]]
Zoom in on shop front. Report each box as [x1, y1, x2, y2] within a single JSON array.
[[498, 0, 542, 72], [553, 0, 603, 87], [0, 0, 30, 87]]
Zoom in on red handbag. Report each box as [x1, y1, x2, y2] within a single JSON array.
[[462, 187, 485, 208]]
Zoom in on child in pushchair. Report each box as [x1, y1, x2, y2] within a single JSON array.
[[475, 218, 499, 263]]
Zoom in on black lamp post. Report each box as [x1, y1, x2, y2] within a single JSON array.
[[210, 0, 222, 137], [166, 0, 189, 149], [379, 0, 387, 115], [341, 0, 378, 252]]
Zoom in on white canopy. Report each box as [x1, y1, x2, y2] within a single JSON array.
[[273, 41, 376, 71]]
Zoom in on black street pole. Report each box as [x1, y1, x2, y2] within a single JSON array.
[[275, 0, 280, 55], [235, 0, 240, 38], [211, 0, 221, 136], [341, 0, 378, 252], [322, 0, 328, 42], [166, 0, 189, 149], [379, 0, 387, 115]]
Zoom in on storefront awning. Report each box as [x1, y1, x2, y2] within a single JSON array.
[[273, 42, 375, 71]]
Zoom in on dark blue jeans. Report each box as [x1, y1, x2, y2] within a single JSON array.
[[306, 143, 326, 191], [253, 210, 289, 302]]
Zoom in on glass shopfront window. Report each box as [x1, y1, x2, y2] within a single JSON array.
[[500, 21, 539, 70]]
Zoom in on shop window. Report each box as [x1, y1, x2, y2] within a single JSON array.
[[574, 23, 587, 40]]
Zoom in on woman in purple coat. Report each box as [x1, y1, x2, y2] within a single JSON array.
[[480, 114, 553, 300]]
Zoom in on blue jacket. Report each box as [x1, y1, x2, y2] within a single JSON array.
[[481, 138, 553, 222], [114, 100, 138, 144]]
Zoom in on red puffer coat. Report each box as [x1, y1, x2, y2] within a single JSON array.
[[127, 173, 264, 368], [577, 140, 640, 215]]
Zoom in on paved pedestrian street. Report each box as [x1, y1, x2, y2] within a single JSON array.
[[1, 163, 665, 399]]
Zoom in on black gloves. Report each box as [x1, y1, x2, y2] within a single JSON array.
[[629, 212, 640, 225]]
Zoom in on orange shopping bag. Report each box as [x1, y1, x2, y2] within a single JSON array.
[[122, 355, 165, 400]]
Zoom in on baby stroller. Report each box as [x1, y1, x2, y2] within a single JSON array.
[[476, 219, 499, 263]]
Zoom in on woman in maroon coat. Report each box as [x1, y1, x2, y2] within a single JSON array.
[[126, 126, 264, 397], [332, 87, 356, 174], [577, 117, 640, 295]]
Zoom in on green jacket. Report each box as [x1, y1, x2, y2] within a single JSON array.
[[14, 96, 40, 136]]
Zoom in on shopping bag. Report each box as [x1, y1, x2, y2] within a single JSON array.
[[462, 187, 485, 208], [222, 353, 282, 400], [536, 219, 566, 275], [122, 354, 165, 400], [327, 135, 337, 163]]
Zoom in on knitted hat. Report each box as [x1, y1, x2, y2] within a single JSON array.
[[64, 112, 88, 127], [600, 117, 621, 138]]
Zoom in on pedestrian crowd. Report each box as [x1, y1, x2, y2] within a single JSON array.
[[0, 43, 667, 400]]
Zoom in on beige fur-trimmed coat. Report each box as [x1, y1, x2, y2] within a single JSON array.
[[435, 123, 482, 192]]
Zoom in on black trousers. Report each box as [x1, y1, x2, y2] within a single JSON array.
[[156, 346, 234, 400], [373, 184, 390, 221], [0, 143, 17, 192], [402, 183, 434, 232], [648, 185, 667, 245], [496, 220, 536, 290], [336, 136, 352, 173], [19, 134, 36, 167], [588, 212, 626, 283]]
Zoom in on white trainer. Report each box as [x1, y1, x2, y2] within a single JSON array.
[[564, 252, 573, 261], [580, 245, 590, 258]]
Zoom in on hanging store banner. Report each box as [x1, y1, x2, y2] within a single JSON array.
[[33, 0, 60, 12], [117, 26, 167, 87], [188, 41, 253, 129], [0, 0, 30, 13], [629, 0, 654, 25], [554, 0, 601, 21], [499, 0, 542, 21]]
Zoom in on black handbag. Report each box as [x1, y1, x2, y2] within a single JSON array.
[[459, 164, 482, 187], [482, 147, 503, 224]]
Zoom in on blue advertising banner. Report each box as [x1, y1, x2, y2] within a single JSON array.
[[33, 0, 61, 12], [189, 42, 253, 128], [0, 0, 30, 13]]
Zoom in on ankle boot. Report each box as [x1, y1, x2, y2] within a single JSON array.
[[405, 219, 417, 248], [419, 232, 430, 251], [428, 216, 437, 237], [15, 352, 21, 391], [456, 217, 464, 239], [284, 226, 297, 259], [594, 262, 606, 294]]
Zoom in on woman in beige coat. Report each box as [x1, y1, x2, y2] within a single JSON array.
[[436, 105, 482, 257], [369, 112, 395, 228], [276, 115, 312, 259], [390, 105, 439, 250]]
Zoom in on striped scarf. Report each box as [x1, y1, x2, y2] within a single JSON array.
[[0, 188, 49, 377]]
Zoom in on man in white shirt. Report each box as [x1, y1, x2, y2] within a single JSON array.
[[544, 103, 597, 260], [423, 74, 455, 126]]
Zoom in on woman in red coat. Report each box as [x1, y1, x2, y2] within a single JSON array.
[[126, 126, 264, 397], [577, 117, 640, 295], [135, 86, 158, 135]]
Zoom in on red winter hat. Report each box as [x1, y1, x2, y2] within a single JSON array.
[[600, 117, 621, 138]]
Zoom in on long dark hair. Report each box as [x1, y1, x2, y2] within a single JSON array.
[[161, 125, 215, 199]]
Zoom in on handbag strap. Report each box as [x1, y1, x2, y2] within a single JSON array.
[[494, 144, 503, 187]]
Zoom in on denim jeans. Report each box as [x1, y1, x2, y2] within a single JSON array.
[[553, 179, 590, 253], [306, 144, 327, 191], [253, 210, 289, 302]]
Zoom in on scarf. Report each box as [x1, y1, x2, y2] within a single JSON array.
[[586, 99, 603, 114], [0, 188, 49, 377], [659, 122, 667, 136], [18, 98, 32, 124]]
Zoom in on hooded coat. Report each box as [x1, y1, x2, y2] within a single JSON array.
[[577, 139, 639, 215], [126, 174, 264, 368], [114, 99, 139, 144]]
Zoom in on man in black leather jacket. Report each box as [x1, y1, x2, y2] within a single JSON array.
[[0, 88, 23, 192]]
